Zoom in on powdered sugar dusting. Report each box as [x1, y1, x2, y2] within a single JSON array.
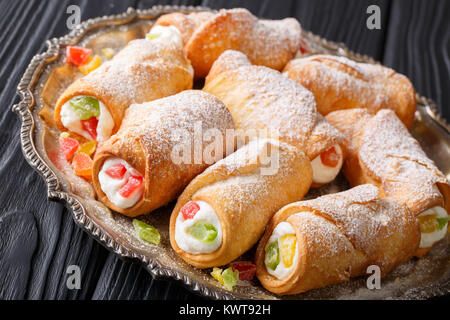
[[191, 139, 309, 248], [66, 36, 193, 115], [117, 90, 234, 168], [239, 10, 301, 67], [283, 54, 416, 128], [204, 50, 344, 160], [292, 184, 418, 270], [184, 8, 301, 76], [287, 55, 388, 107], [296, 212, 355, 260], [358, 110, 447, 214]]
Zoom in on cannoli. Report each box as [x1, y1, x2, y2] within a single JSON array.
[[55, 26, 193, 142], [255, 184, 420, 295], [154, 8, 301, 77], [92, 90, 234, 217], [203, 50, 345, 186], [326, 108, 450, 256], [169, 139, 312, 268], [283, 55, 417, 129], [154, 11, 215, 44]]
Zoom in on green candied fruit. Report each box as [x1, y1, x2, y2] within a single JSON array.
[[187, 222, 218, 243], [437, 216, 450, 230], [68, 96, 100, 120], [265, 241, 280, 271], [132, 219, 160, 245], [221, 267, 239, 290]]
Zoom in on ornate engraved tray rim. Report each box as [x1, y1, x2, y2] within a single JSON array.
[[12, 5, 450, 300]]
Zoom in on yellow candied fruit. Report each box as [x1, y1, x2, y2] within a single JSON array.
[[280, 234, 297, 268], [101, 48, 115, 60], [418, 214, 439, 234], [211, 267, 224, 285], [79, 55, 102, 75], [60, 132, 70, 139], [146, 33, 160, 40], [76, 141, 97, 157]]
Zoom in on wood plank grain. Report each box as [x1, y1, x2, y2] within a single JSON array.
[[138, 0, 201, 9], [383, 0, 450, 120], [0, 0, 138, 300], [0, 211, 37, 299], [291, 0, 391, 60]]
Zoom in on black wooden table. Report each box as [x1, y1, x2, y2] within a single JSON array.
[[0, 0, 449, 300]]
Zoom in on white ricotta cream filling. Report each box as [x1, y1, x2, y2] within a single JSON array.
[[147, 25, 183, 48], [419, 206, 448, 248], [98, 158, 144, 209], [266, 221, 299, 280], [311, 144, 343, 184], [60, 95, 114, 142], [175, 200, 222, 254]]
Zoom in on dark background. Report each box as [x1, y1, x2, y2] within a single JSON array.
[[0, 0, 449, 300]]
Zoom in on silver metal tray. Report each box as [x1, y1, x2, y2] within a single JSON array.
[[12, 5, 450, 299]]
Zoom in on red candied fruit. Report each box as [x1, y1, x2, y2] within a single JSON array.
[[230, 261, 257, 281], [118, 175, 143, 198], [66, 46, 92, 66], [105, 163, 127, 180], [181, 201, 200, 220], [81, 117, 99, 140], [59, 136, 80, 161]]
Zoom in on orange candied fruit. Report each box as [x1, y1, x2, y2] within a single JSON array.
[[72, 152, 93, 180], [320, 146, 340, 167]]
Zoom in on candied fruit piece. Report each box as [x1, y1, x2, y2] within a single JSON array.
[[68, 96, 100, 120], [118, 175, 143, 198], [105, 163, 127, 180], [77, 141, 97, 157], [418, 214, 439, 234], [265, 241, 280, 271], [101, 48, 115, 60], [221, 267, 238, 290], [230, 261, 256, 281], [187, 222, 218, 243], [211, 267, 224, 285], [280, 234, 297, 268], [66, 46, 91, 66], [320, 146, 340, 167], [81, 117, 99, 140], [132, 219, 160, 245], [59, 136, 80, 161], [72, 152, 93, 180], [181, 201, 200, 220], [79, 55, 102, 75]]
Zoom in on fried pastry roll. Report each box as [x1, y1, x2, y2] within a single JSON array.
[[154, 8, 301, 77], [283, 55, 416, 129], [169, 139, 312, 268], [255, 184, 420, 295], [326, 108, 450, 256], [55, 26, 193, 142], [204, 50, 345, 186], [92, 91, 234, 217]]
